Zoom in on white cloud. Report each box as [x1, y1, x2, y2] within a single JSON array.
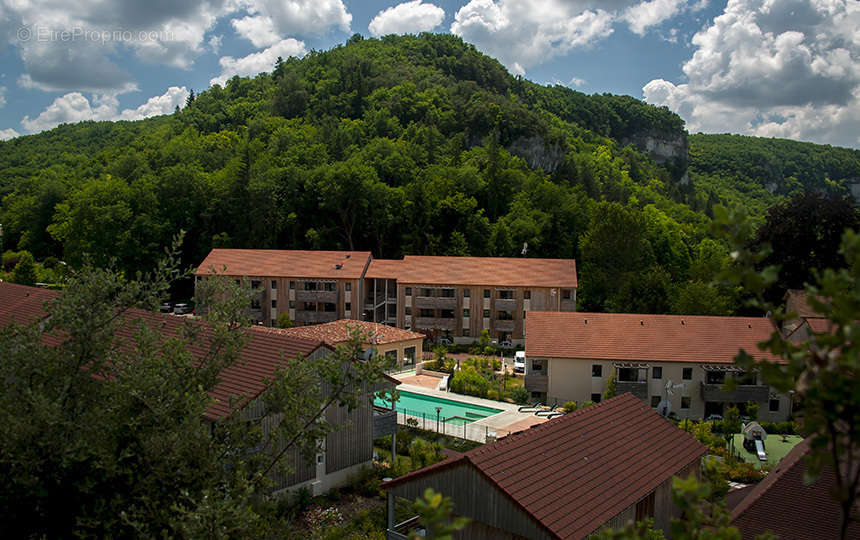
[[231, 0, 351, 47], [0, 86, 6, 108], [20, 86, 190, 134], [623, 0, 685, 36], [209, 34, 223, 54], [644, 0, 860, 148], [569, 76, 587, 87], [210, 38, 307, 86], [368, 1, 445, 37], [0, 128, 20, 140], [451, 0, 620, 75]]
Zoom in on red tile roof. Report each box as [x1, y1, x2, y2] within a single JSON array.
[[731, 438, 860, 540], [0, 281, 59, 327], [261, 319, 425, 347], [384, 393, 707, 539], [784, 289, 827, 319], [195, 249, 372, 279], [367, 255, 578, 288], [526, 312, 780, 364], [0, 283, 328, 420]]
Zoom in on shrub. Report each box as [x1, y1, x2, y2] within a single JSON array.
[[486, 388, 500, 401], [449, 366, 490, 398], [562, 401, 578, 412], [510, 386, 529, 404], [726, 461, 766, 483], [303, 506, 344, 532]]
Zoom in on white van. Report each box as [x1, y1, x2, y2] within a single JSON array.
[[514, 351, 526, 373]]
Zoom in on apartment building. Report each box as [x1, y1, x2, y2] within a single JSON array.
[[524, 312, 791, 421], [195, 250, 578, 344], [195, 249, 372, 327], [365, 256, 578, 344]]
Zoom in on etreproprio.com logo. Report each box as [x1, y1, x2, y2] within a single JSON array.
[[17, 25, 173, 44]]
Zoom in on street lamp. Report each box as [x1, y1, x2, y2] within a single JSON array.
[[435, 406, 442, 434]]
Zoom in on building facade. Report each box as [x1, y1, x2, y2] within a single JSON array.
[[524, 312, 791, 421], [196, 250, 578, 345]]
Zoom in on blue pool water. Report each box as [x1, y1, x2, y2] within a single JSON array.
[[374, 390, 503, 425]]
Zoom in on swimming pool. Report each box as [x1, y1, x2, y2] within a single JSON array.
[[374, 390, 503, 425]]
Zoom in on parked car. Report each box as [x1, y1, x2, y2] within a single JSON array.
[[173, 303, 192, 315], [159, 302, 173, 313], [705, 414, 724, 422], [500, 340, 513, 348], [438, 337, 452, 346], [514, 351, 526, 373]]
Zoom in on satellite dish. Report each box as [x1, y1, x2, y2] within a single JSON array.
[[657, 399, 672, 417], [665, 379, 685, 397]]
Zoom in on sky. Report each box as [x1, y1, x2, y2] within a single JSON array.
[[0, 0, 857, 148]]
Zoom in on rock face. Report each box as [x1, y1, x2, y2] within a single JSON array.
[[622, 129, 689, 165]]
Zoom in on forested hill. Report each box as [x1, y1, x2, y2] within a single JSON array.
[[1, 33, 858, 314]]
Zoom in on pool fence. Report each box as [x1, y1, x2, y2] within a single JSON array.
[[395, 406, 512, 444]]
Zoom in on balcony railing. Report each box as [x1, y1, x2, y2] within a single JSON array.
[[295, 290, 337, 303], [414, 296, 457, 310], [294, 310, 338, 324], [494, 298, 515, 311], [494, 319, 515, 332], [560, 299, 577, 312], [524, 374, 548, 392], [616, 381, 648, 400], [701, 382, 769, 403], [414, 317, 456, 330]]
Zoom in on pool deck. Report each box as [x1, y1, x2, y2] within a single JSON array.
[[394, 380, 550, 437]]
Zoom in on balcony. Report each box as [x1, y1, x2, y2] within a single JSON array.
[[560, 299, 577, 312], [524, 374, 548, 393], [295, 290, 337, 303], [294, 310, 338, 324], [414, 296, 457, 310], [493, 319, 515, 332], [372, 407, 398, 439], [414, 317, 456, 330], [701, 382, 769, 403], [494, 298, 515, 311], [616, 381, 648, 400]]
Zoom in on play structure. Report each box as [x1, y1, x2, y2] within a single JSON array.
[[742, 421, 768, 462]]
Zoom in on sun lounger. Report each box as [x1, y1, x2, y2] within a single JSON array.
[[535, 404, 559, 417], [518, 401, 543, 412], [544, 412, 565, 420]]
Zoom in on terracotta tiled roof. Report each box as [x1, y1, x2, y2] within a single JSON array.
[[0, 281, 59, 327], [0, 283, 328, 420], [784, 289, 827, 319], [525, 312, 780, 364], [260, 319, 425, 347], [195, 249, 372, 279], [731, 438, 860, 540], [368, 255, 577, 288], [384, 393, 707, 539]]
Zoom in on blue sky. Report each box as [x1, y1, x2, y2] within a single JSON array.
[[0, 1, 857, 148]]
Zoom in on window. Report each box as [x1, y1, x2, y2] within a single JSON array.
[[420, 288, 433, 297], [345, 283, 351, 292], [405, 307, 411, 316], [251, 280, 261, 289], [404, 346, 416, 366], [682, 367, 693, 380], [345, 302, 351, 312], [591, 393, 602, 403], [405, 287, 412, 296], [737, 371, 757, 385], [463, 289, 470, 298], [271, 280, 277, 289], [498, 290, 514, 299], [524, 290, 531, 299], [482, 309, 490, 318], [651, 396, 661, 408], [462, 328, 470, 337], [592, 364, 602, 377], [496, 311, 513, 320], [323, 303, 336, 312], [419, 308, 434, 318], [271, 319, 277, 327], [769, 399, 780, 412], [618, 367, 638, 382], [706, 371, 726, 384], [483, 289, 491, 298], [440, 309, 455, 319], [271, 300, 277, 308], [681, 397, 691, 409], [463, 308, 470, 318], [652, 366, 662, 379], [304, 302, 317, 311], [234, 279, 241, 286], [562, 289, 571, 300], [532, 360, 543, 372], [304, 282, 316, 291], [251, 299, 261, 309], [289, 300, 295, 309], [289, 281, 295, 289], [441, 288, 455, 297], [323, 282, 335, 292], [523, 311, 526, 319]]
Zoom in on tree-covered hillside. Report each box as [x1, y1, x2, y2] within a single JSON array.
[[1, 33, 858, 313]]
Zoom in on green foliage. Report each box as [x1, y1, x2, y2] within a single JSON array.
[[411, 488, 469, 540], [745, 400, 759, 421], [10, 251, 37, 286], [277, 310, 293, 328], [590, 518, 666, 539], [670, 475, 740, 539], [602, 373, 617, 401], [562, 400, 579, 412], [408, 438, 444, 469], [448, 366, 490, 399], [510, 385, 530, 405]]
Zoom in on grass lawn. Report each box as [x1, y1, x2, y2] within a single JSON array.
[[731, 434, 803, 468]]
